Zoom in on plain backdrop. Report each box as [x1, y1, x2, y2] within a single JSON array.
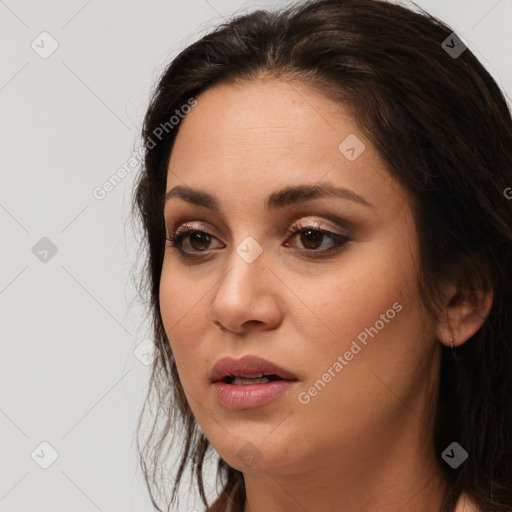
[[1, 1, 511, 511]]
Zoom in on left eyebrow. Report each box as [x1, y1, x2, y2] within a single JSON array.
[[164, 182, 374, 211], [265, 182, 374, 209]]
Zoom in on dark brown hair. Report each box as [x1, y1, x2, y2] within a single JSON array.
[[131, 1, 512, 510]]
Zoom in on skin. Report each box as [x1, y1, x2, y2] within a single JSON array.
[[159, 78, 492, 512]]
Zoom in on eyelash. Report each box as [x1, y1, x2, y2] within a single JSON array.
[[165, 221, 350, 260]]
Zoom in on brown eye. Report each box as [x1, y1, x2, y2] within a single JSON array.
[[166, 227, 222, 257], [188, 232, 212, 251], [298, 229, 326, 250], [284, 225, 350, 254], [166, 223, 350, 260]]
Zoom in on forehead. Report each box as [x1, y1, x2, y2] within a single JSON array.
[[169, 79, 352, 162], [166, 79, 408, 216]]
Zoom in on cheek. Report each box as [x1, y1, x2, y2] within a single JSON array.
[[295, 229, 427, 391], [303, 238, 419, 346], [159, 257, 207, 329], [286, 272, 428, 455], [159, 259, 209, 384]]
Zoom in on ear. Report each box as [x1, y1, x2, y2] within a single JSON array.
[[435, 271, 494, 347]]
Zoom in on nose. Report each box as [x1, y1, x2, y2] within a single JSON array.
[[208, 246, 283, 334]]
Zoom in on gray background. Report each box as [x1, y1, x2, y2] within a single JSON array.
[[1, 1, 511, 511]]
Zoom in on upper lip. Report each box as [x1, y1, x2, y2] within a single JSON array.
[[210, 354, 298, 383]]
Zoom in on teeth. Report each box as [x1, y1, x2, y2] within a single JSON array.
[[235, 373, 264, 378], [231, 376, 271, 385]]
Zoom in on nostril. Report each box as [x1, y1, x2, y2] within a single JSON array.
[[212, 320, 226, 331]]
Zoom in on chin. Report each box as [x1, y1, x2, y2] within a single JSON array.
[[211, 434, 299, 473]]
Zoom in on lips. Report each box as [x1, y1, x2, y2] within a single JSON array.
[[210, 354, 298, 384]]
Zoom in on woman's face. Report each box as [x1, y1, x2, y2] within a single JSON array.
[[160, 79, 441, 475]]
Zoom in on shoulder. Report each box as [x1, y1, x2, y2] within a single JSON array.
[[454, 492, 481, 512]]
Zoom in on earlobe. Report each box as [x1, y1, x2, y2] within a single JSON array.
[[436, 284, 494, 348]]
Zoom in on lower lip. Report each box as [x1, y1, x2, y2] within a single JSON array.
[[212, 380, 298, 409]]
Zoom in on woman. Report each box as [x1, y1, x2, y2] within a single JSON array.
[[132, 0, 512, 511]]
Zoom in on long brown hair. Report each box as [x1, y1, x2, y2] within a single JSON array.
[[131, 1, 512, 510]]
